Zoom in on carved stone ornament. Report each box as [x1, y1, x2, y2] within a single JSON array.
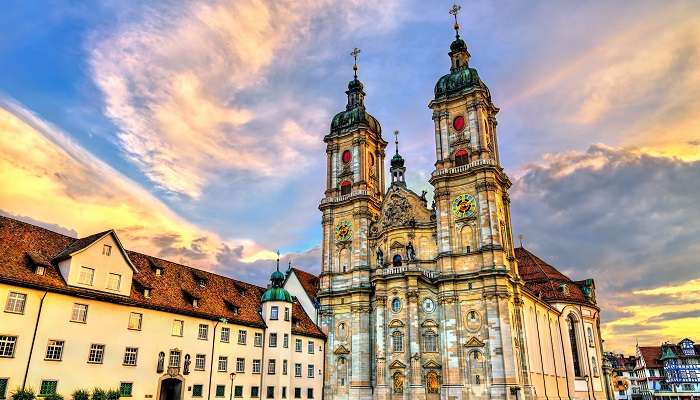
[[426, 371, 440, 393], [392, 371, 404, 393], [378, 193, 413, 230]]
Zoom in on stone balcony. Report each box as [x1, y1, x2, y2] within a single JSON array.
[[431, 158, 499, 177]]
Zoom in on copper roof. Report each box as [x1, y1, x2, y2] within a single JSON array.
[[515, 247, 591, 304], [0, 216, 324, 339]]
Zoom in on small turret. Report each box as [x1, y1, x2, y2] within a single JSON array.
[[261, 251, 292, 303], [390, 130, 406, 186]]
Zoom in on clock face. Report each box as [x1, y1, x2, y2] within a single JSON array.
[[342, 150, 352, 164], [422, 298, 436, 313], [453, 115, 465, 131], [452, 194, 477, 218], [335, 220, 352, 241]]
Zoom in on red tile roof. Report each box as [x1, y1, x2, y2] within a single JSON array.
[[0, 216, 324, 339], [290, 267, 319, 303], [638, 346, 662, 368], [515, 247, 592, 304]]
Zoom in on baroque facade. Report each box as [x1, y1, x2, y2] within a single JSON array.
[[0, 218, 325, 400], [318, 17, 606, 400]]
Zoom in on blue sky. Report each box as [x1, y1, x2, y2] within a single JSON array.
[[1, 0, 700, 352]]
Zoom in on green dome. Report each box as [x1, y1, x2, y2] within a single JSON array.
[[450, 37, 467, 53], [391, 152, 405, 168], [434, 67, 488, 100], [330, 105, 381, 134], [347, 78, 364, 92], [261, 286, 293, 303]]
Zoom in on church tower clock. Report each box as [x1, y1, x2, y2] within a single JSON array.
[[318, 48, 387, 400]]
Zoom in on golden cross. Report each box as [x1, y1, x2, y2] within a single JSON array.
[[350, 47, 361, 78]]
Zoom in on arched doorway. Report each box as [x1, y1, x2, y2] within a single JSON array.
[[159, 378, 183, 400]]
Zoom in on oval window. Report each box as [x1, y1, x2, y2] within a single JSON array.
[[342, 150, 352, 164], [453, 116, 466, 131], [391, 298, 401, 313]]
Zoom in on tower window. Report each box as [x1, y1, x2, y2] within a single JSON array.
[[342, 150, 352, 164], [455, 148, 469, 166], [340, 180, 352, 195], [392, 254, 402, 267]]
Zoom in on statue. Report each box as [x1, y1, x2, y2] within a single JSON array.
[[393, 371, 404, 393], [406, 241, 416, 261], [426, 371, 440, 393], [183, 354, 191, 375], [376, 247, 384, 266]]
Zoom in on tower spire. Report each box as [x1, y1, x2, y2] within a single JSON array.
[[449, 4, 462, 39], [394, 130, 400, 155], [390, 129, 406, 186], [351, 47, 361, 79], [276, 249, 280, 272]]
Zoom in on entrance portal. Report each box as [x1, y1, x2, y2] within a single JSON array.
[[159, 378, 182, 400]]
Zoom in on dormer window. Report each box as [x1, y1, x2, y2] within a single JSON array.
[[197, 279, 206, 288], [35, 265, 45, 276], [144, 288, 151, 298], [102, 244, 112, 256], [155, 268, 162, 276], [192, 298, 199, 308]]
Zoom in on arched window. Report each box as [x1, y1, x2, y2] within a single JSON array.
[[423, 331, 437, 352], [338, 248, 350, 273], [455, 148, 469, 166], [392, 254, 402, 267], [340, 180, 352, 195], [587, 326, 595, 347], [392, 331, 404, 352], [337, 357, 348, 386], [568, 315, 583, 377], [391, 298, 402, 313]]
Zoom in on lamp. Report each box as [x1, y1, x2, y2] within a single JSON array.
[[229, 372, 236, 400]]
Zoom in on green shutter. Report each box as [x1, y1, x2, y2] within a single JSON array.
[[0, 379, 8, 400], [215, 386, 225, 397], [40, 381, 57, 396]]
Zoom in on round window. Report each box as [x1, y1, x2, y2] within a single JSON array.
[[391, 298, 402, 313], [342, 150, 352, 164], [453, 115, 466, 131]]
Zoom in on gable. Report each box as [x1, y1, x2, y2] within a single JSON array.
[[465, 336, 485, 347], [58, 232, 135, 297]]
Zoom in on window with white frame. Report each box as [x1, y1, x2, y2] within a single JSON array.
[[307, 364, 314, 378], [308, 341, 314, 354], [123, 347, 138, 366], [78, 267, 94, 285], [295, 339, 302, 352], [294, 363, 302, 377], [0, 335, 18, 357], [4, 292, 27, 314], [70, 303, 88, 323], [238, 330, 247, 345], [172, 320, 184, 337], [45, 340, 64, 360], [252, 359, 261, 374], [268, 359, 276, 374], [106, 273, 121, 291], [218, 356, 228, 372], [197, 324, 209, 340], [128, 312, 142, 330], [169, 350, 181, 367], [88, 344, 105, 363], [270, 306, 279, 320], [195, 354, 206, 370], [269, 333, 277, 347], [254, 332, 263, 347], [392, 331, 404, 352], [221, 327, 230, 343], [236, 357, 245, 373]]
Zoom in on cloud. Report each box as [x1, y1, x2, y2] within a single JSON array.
[[510, 144, 700, 352], [89, 0, 402, 199], [646, 310, 700, 324], [0, 98, 315, 284]]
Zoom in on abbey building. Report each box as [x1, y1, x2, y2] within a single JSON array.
[[318, 15, 606, 400]]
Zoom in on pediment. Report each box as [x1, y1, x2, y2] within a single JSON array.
[[422, 360, 442, 369], [389, 360, 406, 369], [388, 319, 404, 328], [371, 186, 433, 233], [390, 241, 404, 249], [334, 345, 350, 355], [465, 336, 485, 347], [421, 319, 439, 328]]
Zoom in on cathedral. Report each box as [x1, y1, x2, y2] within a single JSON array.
[[318, 8, 607, 400]]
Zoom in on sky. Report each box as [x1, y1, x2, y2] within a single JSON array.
[[1, 0, 699, 354]]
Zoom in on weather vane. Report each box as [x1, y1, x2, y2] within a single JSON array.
[[394, 130, 400, 154], [449, 4, 462, 36], [350, 47, 361, 79], [275, 249, 280, 271]]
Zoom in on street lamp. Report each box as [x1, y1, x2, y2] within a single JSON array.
[[229, 372, 236, 400]]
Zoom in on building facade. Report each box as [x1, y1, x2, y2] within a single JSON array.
[[318, 14, 606, 400], [0, 219, 325, 400], [604, 353, 641, 400], [636, 339, 700, 400]]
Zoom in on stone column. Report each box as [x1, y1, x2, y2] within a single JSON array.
[[433, 111, 443, 163], [407, 288, 421, 387]]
